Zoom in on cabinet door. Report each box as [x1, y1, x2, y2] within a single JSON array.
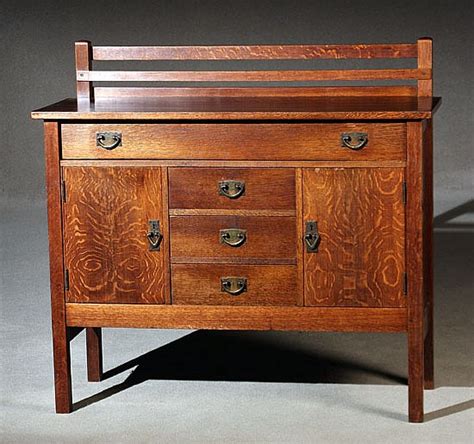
[[303, 168, 405, 307], [62, 167, 168, 304]]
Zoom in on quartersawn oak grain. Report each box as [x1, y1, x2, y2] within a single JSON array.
[[61, 123, 406, 161], [92, 43, 418, 60], [169, 167, 295, 210], [172, 264, 298, 306], [303, 168, 406, 308], [62, 167, 168, 304]]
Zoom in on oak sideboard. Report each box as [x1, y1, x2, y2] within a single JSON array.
[[32, 38, 440, 422]]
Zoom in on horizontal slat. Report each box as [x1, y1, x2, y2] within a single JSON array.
[[66, 303, 408, 332], [171, 257, 296, 265], [94, 86, 418, 98], [92, 44, 417, 60], [169, 209, 296, 217], [61, 160, 408, 168], [78, 68, 430, 82]]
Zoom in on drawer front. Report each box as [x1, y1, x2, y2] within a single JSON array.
[[169, 168, 295, 211], [61, 123, 406, 161], [172, 264, 298, 306], [170, 216, 296, 263]]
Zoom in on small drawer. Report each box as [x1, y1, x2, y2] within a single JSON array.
[[172, 264, 298, 306], [61, 123, 406, 161], [170, 216, 296, 263], [169, 168, 295, 211]]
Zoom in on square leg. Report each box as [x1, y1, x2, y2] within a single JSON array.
[[408, 329, 424, 422], [52, 326, 73, 413], [424, 300, 434, 390], [86, 327, 103, 382]]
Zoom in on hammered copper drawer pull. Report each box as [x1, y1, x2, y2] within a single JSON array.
[[219, 228, 247, 247], [218, 180, 245, 199], [96, 132, 122, 150], [220, 277, 247, 295], [341, 132, 368, 150]]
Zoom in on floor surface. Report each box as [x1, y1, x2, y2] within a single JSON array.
[[1, 202, 473, 443]]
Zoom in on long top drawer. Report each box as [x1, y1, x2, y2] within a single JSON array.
[[61, 123, 406, 161]]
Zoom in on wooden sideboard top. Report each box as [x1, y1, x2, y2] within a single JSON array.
[[32, 38, 440, 121], [31, 95, 440, 120]]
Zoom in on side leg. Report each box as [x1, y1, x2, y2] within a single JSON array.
[[424, 298, 434, 389], [44, 121, 73, 413], [406, 121, 426, 422], [86, 327, 103, 382], [408, 325, 424, 422], [423, 119, 434, 390]]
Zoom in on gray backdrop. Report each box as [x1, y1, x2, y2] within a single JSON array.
[[0, 0, 473, 211], [1, 1, 473, 442]]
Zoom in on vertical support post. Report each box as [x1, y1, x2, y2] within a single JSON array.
[[75, 41, 93, 102], [423, 119, 434, 389], [86, 328, 103, 382], [418, 36, 434, 391], [417, 38, 433, 97], [295, 168, 304, 306], [44, 121, 72, 413], [161, 167, 172, 304], [406, 121, 426, 422]]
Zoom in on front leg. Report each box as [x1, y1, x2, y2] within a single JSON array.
[[52, 324, 73, 413], [406, 121, 427, 423], [408, 324, 424, 422]]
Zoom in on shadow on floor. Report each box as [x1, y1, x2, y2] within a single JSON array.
[[74, 329, 406, 411], [433, 199, 474, 229], [74, 328, 474, 421], [425, 399, 474, 422]]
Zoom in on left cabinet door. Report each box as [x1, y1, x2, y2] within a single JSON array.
[[62, 167, 168, 304]]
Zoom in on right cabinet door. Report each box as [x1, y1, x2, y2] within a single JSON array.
[[303, 168, 406, 307]]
